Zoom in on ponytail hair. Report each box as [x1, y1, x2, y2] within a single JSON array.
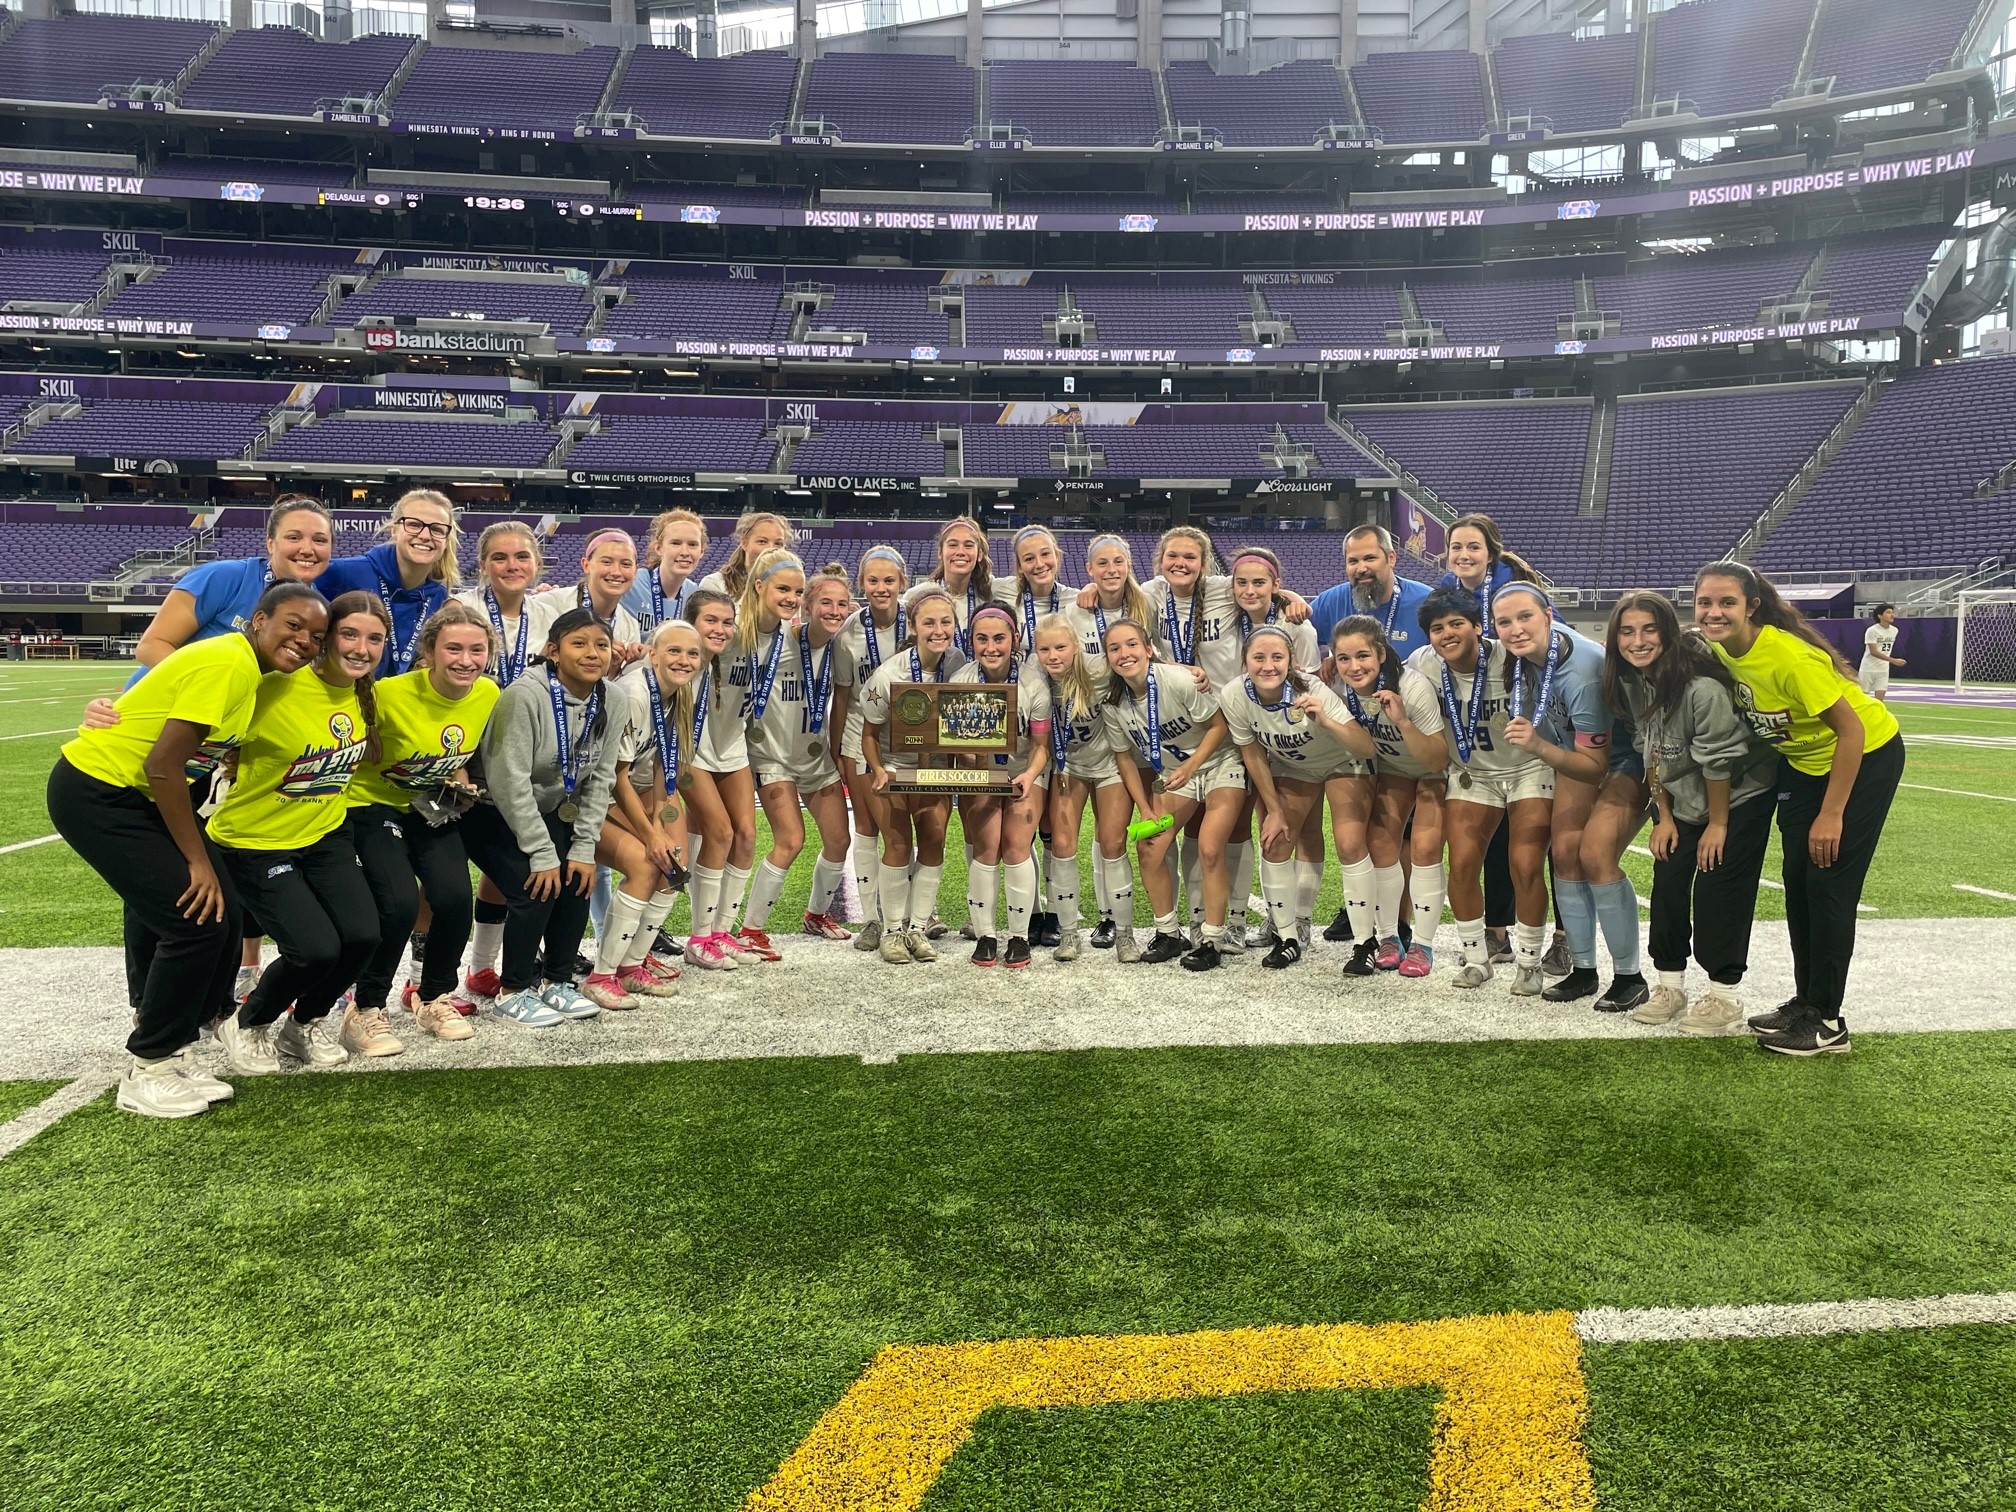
[[732, 547, 805, 656], [897, 586, 957, 652], [1084, 533, 1156, 629], [1156, 524, 1217, 665], [1332, 613, 1406, 695], [1693, 561, 1854, 675], [322, 589, 392, 763], [1448, 511, 1541, 587], [538, 605, 616, 742], [1010, 524, 1062, 603], [646, 618, 704, 774], [721, 511, 790, 600], [930, 515, 994, 599]]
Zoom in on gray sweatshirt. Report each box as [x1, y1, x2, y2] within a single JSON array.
[[1624, 673, 1778, 826], [476, 663, 619, 871]]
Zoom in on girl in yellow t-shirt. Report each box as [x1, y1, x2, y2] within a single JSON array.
[[210, 591, 388, 1075], [46, 582, 326, 1119], [1693, 562, 1905, 1057]]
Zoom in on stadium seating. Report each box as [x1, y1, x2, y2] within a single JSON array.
[[179, 27, 411, 115], [1349, 50, 1491, 143], [792, 423, 947, 476], [567, 417, 777, 473], [1813, 226, 1948, 314], [103, 250, 352, 325], [1161, 60, 1353, 146], [1648, 0, 1812, 116], [986, 60, 1163, 147], [961, 285, 1065, 345], [332, 276, 594, 334], [153, 156, 354, 187], [263, 415, 558, 468], [820, 272, 948, 344], [0, 521, 197, 583], [1600, 242, 1817, 335], [0, 248, 113, 307], [1261, 283, 1405, 344], [19, 401, 273, 459], [805, 51, 975, 144], [962, 423, 1348, 479], [393, 44, 619, 132], [1806, 0, 1981, 97], [615, 47, 796, 139], [604, 266, 786, 342], [629, 183, 802, 207], [1491, 29, 1640, 132], [1073, 283, 1252, 346], [0, 14, 216, 103], [1410, 274, 1580, 343], [1758, 360, 2016, 574]]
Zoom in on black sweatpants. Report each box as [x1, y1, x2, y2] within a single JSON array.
[[222, 827, 380, 1027], [349, 804, 478, 1007], [47, 758, 242, 1061], [1483, 818, 1515, 929], [1649, 790, 1774, 984], [461, 803, 592, 993], [1776, 735, 1905, 1017]]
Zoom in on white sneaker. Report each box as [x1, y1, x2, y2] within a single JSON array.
[[414, 994, 477, 1041], [1511, 964, 1546, 996], [339, 1004, 405, 1058], [1219, 921, 1247, 955], [234, 965, 259, 1003], [1452, 962, 1495, 989], [539, 981, 601, 1021], [1632, 985, 1691, 1026], [215, 1013, 281, 1075], [274, 1013, 349, 1067], [171, 1046, 234, 1102], [117, 1057, 211, 1118], [1676, 988, 1746, 1037]]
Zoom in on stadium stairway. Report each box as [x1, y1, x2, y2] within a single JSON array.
[[1730, 366, 1887, 562], [1324, 409, 1461, 523]]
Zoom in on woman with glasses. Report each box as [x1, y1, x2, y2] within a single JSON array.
[[316, 489, 461, 678]]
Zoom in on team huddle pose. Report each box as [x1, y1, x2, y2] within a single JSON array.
[[48, 494, 1907, 1119]]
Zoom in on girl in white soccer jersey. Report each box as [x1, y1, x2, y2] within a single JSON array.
[[924, 514, 997, 656], [1221, 624, 1371, 971], [699, 510, 791, 599], [832, 546, 911, 954], [1324, 615, 1449, 979], [1031, 612, 1133, 961], [1859, 604, 1903, 699], [1001, 525, 1081, 946], [1409, 586, 1554, 993], [860, 587, 966, 964], [525, 528, 645, 668], [624, 507, 708, 634], [1099, 617, 1245, 972], [677, 587, 758, 972], [455, 521, 544, 687], [952, 605, 1053, 968]]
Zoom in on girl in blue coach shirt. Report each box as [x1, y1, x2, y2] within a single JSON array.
[[316, 488, 458, 678]]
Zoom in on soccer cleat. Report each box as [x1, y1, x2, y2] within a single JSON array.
[[275, 1013, 349, 1067], [1485, 927, 1514, 965], [852, 920, 884, 954], [1510, 965, 1546, 996], [684, 934, 739, 972], [408, 929, 429, 963], [571, 952, 594, 979], [1026, 912, 1056, 948], [117, 1058, 211, 1119], [582, 973, 641, 1011], [1747, 998, 1805, 1036], [414, 995, 476, 1041], [233, 966, 259, 1004], [1297, 919, 1313, 948], [1180, 939, 1222, 972], [1218, 921, 1246, 956], [1594, 974, 1651, 1014], [1374, 937, 1404, 971], [1004, 936, 1032, 969], [904, 928, 938, 963], [340, 1004, 405, 1058], [1090, 918, 1118, 950], [1542, 967, 1600, 1003], [1343, 938, 1380, 977], [733, 926, 781, 962], [923, 911, 949, 941], [802, 912, 850, 942], [1054, 930, 1082, 964], [171, 1046, 235, 1103], [959, 919, 978, 941], [1322, 907, 1353, 943], [971, 937, 999, 967], [1262, 936, 1302, 970], [1114, 926, 1144, 964], [464, 967, 503, 999], [622, 960, 681, 999], [491, 987, 566, 1029], [1139, 931, 1188, 965], [1677, 989, 1749, 1037], [1541, 932, 1574, 976], [1452, 961, 1495, 990], [1399, 944, 1435, 979], [1632, 985, 1691, 1026], [716, 931, 752, 962], [879, 932, 913, 965], [215, 1013, 280, 1076], [652, 927, 683, 958], [1758, 1015, 1851, 1056]]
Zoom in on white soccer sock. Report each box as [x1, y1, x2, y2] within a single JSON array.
[[1456, 916, 1487, 966], [687, 865, 724, 938], [1259, 856, 1298, 936], [720, 864, 754, 934], [1034, 841, 1052, 913], [626, 889, 679, 968], [809, 855, 846, 918], [1372, 863, 1406, 941], [1102, 853, 1134, 927], [1153, 909, 1179, 934], [909, 865, 943, 930], [1049, 855, 1080, 935], [744, 860, 790, 931], [1093, 849, 1113, 920], [855, 844, 882, 923], [1180, 836, 1203, 926], [968, 859, 999, 941], [1225, 838, 1253, 922], [960, 843, 975, 921], [1004, 856, 1037, 941], [1342, 856, 1377, 944], [1513, 920, 1547, 969], [593, 889, 650, 974], [468, 919, 504, 976], [1295, 858, 1321, 928], [1659, 968, 1686, 990], [1408, 862, 1446, 950], [877, 864, 912, 934]]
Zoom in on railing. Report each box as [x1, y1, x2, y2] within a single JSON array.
[[1725, 366, 1887, 562]]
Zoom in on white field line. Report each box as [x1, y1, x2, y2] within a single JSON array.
[[1903, 733, 2016, 749], [1576, 1290, 2016, 1345], [1902, 782, 2016, 805], [0, 728, 69, 742], [1625, 845, 1874, 911], [1953, 883, 2016, 903], [0, 1071, 117, 1162], [0, 835, 60, 856]]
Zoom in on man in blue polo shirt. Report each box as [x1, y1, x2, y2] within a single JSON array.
[[1306, 523, 1435, 659]]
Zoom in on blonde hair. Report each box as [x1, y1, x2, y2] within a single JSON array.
[[644, 618, 703, 777], [856, 545, 911, 596], [416, 598, 495, 666], [929, 514, 994, 600], [898, 585, 958, 651], [472, 520, 543, 592], [1084, 532, 1156, 634], [1033, 611, 1097, 728], [721, 511, 790, 599], [382, 488, 463, 590], [1155, 525, 1217, 664], [1010, 524, 1064, 604], [732, 547, 804, 656], [644, 507, 708, 569]]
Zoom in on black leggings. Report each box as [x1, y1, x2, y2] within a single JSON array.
[[349, 804, 477, 1007], [48, 758, 242, 1060], [461, 804, 592, 993], [1777, 736, 1905, 1016], [1483, 819, 1515, 929], [222, 827, 381, 1027], [1649, 790, 1774, 984]]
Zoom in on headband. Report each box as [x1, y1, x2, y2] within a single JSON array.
[[969, 603, 1018, 639], [754, 551, 805, 585], [1013, 525, 1057, 550], [860, 545, 909, 573], [1245, 624, 1296, 653], [580, 527, 632, 558], [1231, 551, 1279, 577], [903, 585, 957, 614], [1086, 533, 1130, 560], [1494, 579, 1552, 610]]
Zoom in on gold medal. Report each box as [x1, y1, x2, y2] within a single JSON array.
[[556, 799, 581, 822], [1151, 774, 1167, 795], [807, 738, 825, 760], [659, 799, 680, 824], [676, 769, 695, 793], [748, 726, 766, 746], [1458, 771, 1473, 791]]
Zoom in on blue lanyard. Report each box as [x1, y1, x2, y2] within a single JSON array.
[[483, 588, 528, 683], [1244, 675, 1296, 720], [1162, 589, 1196, 666], [649, 571, 687, 631], [1134, 671, 1164, 774], [1439, 645, 1490, 766], [1022, 584, 1060, 649], [745, 628, 786, 723], [1510, 631, 1561, 729], [374, 571, 424, 674], [798, 624, 835, 734], [545, 671, 599, 798], [907, 646, 948, 684], [861, 604, 904, 672], [646, 667, 706, 794], [1238, 604, 1277, 641], [1340, 672, 1385, 730], [1360, 583, 1401, 640], [955, 583, 977, 656]]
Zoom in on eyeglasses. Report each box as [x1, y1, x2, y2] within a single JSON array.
[[394, 518, 452, 540]]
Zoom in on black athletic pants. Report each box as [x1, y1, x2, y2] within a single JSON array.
[[1777, 736, 1905, 1017], [461, 804, 591, 993], [1649, 790, 1774, 984], [222, 827, 380, 1028], [1483, 818, 1515, 929], [48, 758, 242, 1060], [349, 803, 477, 1007]]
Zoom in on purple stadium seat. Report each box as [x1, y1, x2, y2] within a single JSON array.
[[394, 44, 618, 132], [0, 248, 114, 306], [0, 15, 216, 103], [616, 47, 796, 139], [179, 28, 412, 115], [103, 249, 353, 324], [1649, 0, 1813, 117], [22, 401, 273, 459], [805, 51, 974, 144], [793, 423, 947, 476], [264, 416, 558, 469], [1491, 30, 1639, 133], [1162, 60, 1353, 147], [568, 417, 776, 473], [986, 60, 1162, 147], [1601, 242, 1818, 335], [333, 276, 594, 334], [1814, 226, 1948, 315], [1807, 0, 1981, 97], [605, 265, 786, 342], [1349, 50, 1490, 143]]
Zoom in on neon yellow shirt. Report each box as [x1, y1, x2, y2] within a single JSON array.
[[207, 671, 369, 850], [349, 670, 500, 811], [62, 634, 263, 793], [1712, 624, 1899, 777]]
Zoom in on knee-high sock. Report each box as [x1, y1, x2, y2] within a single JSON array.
[[1295, 858, 1321, 927], [1163, 846, 1182, 921], [1180, 836, 1203, 926], [958, 843, 974, 919], [1591, 877, 1643, 975], [1004, 856, 1038, 941], [1103, 853, 1135, 929], [1555, 877, 1599, 968], [687, 865, 724, 939], [469, 898, 507, 975], [908, 865, 943, 929], [1372, 863, 1406, 941], [1513, 920, 1547, 969], [744, 860, 790, 931], [1342, 856, 1377, 943], [878, 865, 912, 936], [855, 844, 882, 923], [808, 855, 846, 918], [1456, 916, 1486, 965], [1034, 840, 1051, 913], [1050, 853, 1080, 934], [1093, 848, 1113, 920], [1409, 862, 1446, 949], [1225, 838, 1254, 921], [968, 859, 999, 941], [593, 888, 649, 974], [1259, 856, 1298, 936], [625, 889, 679, 968], [720, 864, 754, 933]]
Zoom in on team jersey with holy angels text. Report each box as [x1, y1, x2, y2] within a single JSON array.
[[1322, 666, 1447, 781], [1405, 640, 1547, 779], [1099, 663, 1231, 777], [1219, 676, 1361, 775]]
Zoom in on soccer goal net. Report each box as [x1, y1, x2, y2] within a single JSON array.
[[1955, 589, 2016, 690]]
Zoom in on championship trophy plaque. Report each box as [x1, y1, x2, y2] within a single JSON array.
[[883, 682, 1020, 793]]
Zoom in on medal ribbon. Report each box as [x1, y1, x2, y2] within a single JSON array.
[[648, 570, 687, 632], [483, 588, 529, 684], [647, 666, 708, 797], [1339, 669, 1386, 730], [799, 624, 835, 735], [745, 628, 786, 723], [861, 603, 905, 673], [1238, 604, 1278, 641], [1439, 645, 1490, 766], [907, 646, 948, 684], [1137, 671, 1164, 775], [1359, 582, 1401, 639], [374, 572, 425, 674], [1509, 630, 1560, 731], [1162, 590, 1196, 667], [546, 671, 600, 801], [1022, 584, 1060, 650]]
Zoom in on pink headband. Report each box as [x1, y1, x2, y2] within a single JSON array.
[[969, 603, 1018, 639], [581, 528, 635, 558], [1231, 552, 1278, 577]]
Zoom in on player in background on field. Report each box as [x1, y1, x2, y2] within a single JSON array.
[[1859, 604, 1904, 700]]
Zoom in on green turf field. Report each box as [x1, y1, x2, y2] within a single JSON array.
[[0, 1080, 61, 1122], [1, 661, 2013, 947]]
